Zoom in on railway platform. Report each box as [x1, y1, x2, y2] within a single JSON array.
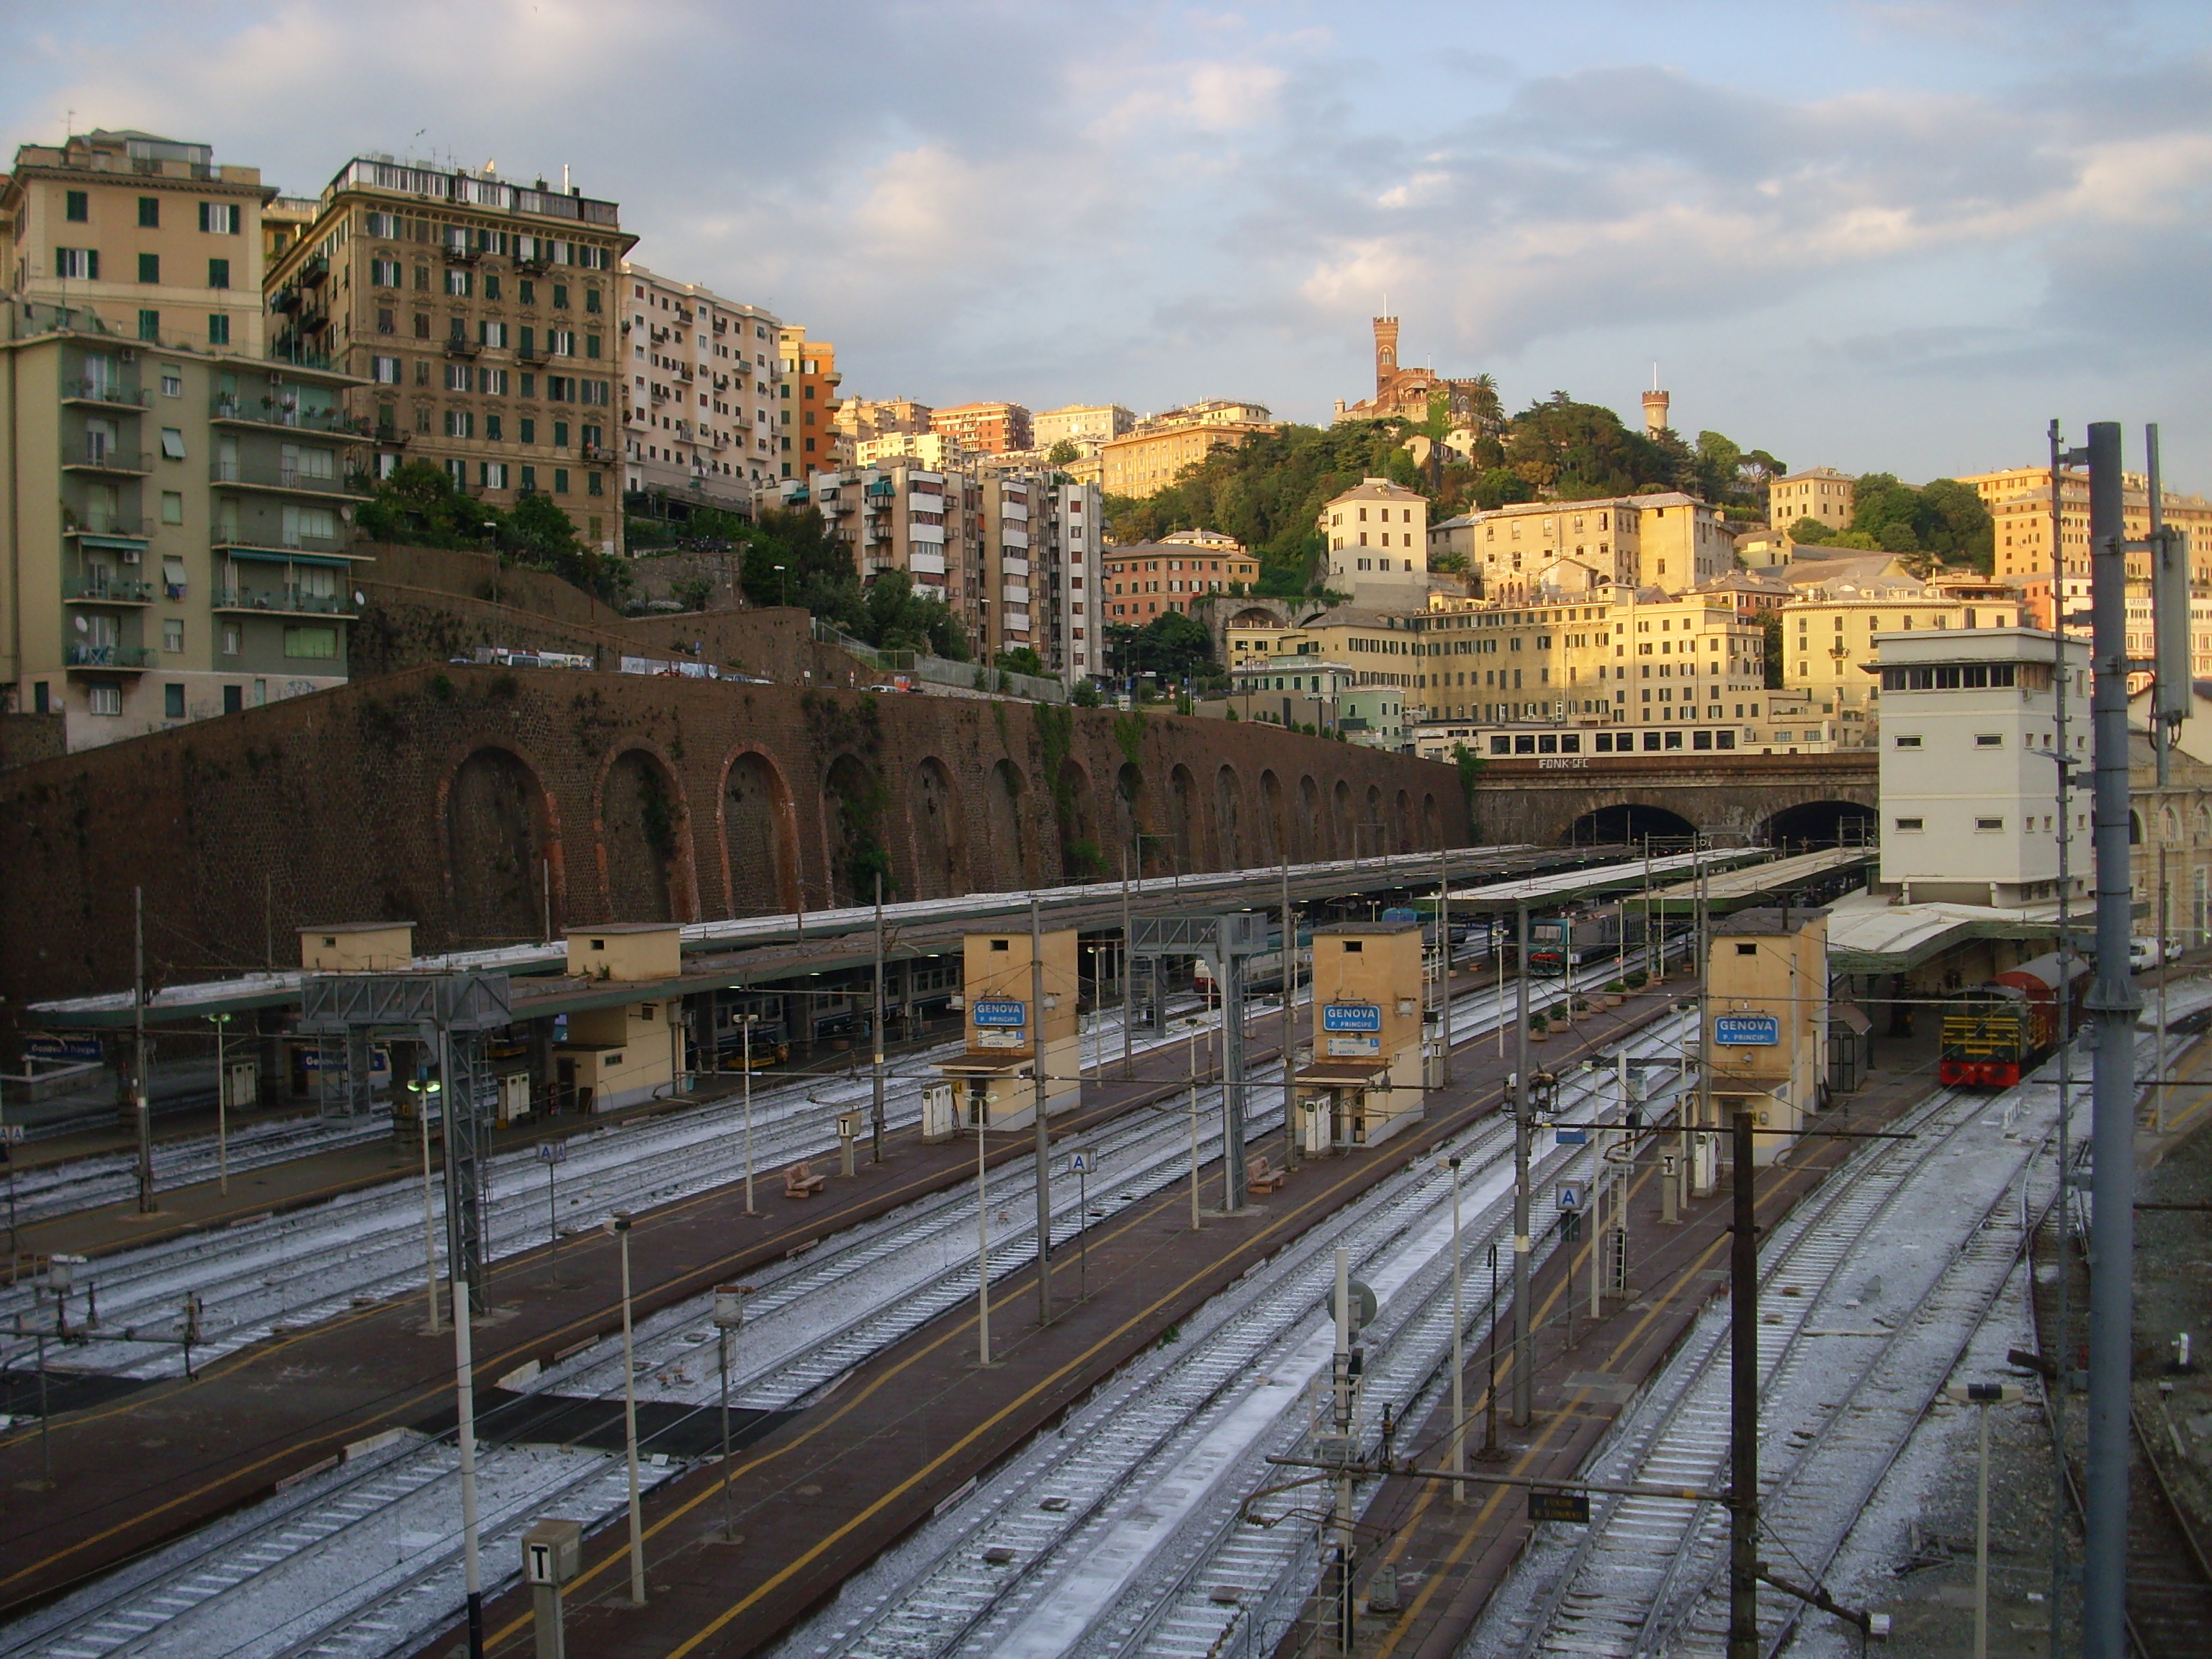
[[385, 984, 1695, 1659], [1327, 1023, 1946, 1659]]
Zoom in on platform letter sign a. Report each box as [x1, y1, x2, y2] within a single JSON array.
[[1714, 1012, 1781, 1047]]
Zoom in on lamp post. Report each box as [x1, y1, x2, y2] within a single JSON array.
[[604, 1210, 647, 1605], [207, 1011, 233, 1196], [773, 563, 788, 608], [740, 1013, 759, 1215], [714, 1283, 751, 1543], [407, 1064, 443, 1334], [1946, 1381, 2024, 1659], [451, 1257, 485, 1659]]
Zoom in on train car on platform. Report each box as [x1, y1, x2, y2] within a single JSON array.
[[1939, 951, 2087, 1087], [1528, 906, 1648, 976]]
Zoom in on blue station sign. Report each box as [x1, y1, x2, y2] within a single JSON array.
[[1322, 1002, 1383, 1033], [1714, 1013, 1781, 1047], [971, 999, 1028, 1027]]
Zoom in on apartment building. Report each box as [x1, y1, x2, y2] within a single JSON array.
[[1099, 405, 1277, 498], [3, 130, 274, 359], [855, 430, 970, 470], [1033, 403, 1133, 449], [1966, 464, 2212, 585], [620, 264, 780, 510], [263, 157, 632, 554], [0, 306, 368, 746], [777, 325, 842, 475], [930, 402, 1032, 456], [1102, 539, 1262, 621], [979, 471, 1105, 677], [1766, 467, 1856, 537], [1439, 493, 1735, 598], [1272, 608, 1426, 690], [1413, 590, 1765, 732], [1322, 478, 1430, 610], [835, 396, 932, 449]]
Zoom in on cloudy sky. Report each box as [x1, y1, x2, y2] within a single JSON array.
[[9, 1, 2211, 485]]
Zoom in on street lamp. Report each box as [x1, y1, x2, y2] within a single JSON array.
[[1437, 1153, 1466, 1502], [738, 1012, 762, 1215], [714, 1282, 752, 1542], [405, 1066, 443, 1334], [206, 1011, 233, 1196], [1946, 1380, 2023, 1659], [603, 1210, 647, 1605], [773, 563, 788, 608]]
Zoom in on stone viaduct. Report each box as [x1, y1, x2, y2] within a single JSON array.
[[1468, 752, 1879, 848], [0, 664, 1469, 1005]]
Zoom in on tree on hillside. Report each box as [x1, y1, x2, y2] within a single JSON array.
[[1826, 475, 1995, 570], [1106, 612, 1213, 683], [1046, 439, 1081, 465], [354, 461, 630, 605], [1503, 394, 1683, 500]]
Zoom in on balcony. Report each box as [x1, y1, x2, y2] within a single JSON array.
[[517, 341, 552, 364], [63, 576, 154, 605], [581, 443, 616, 464], [212, 587, 359, 618], [516, 251, 552, 275], [442, 243, 482, 266], [62, 445, 153, 476], [297, 253, 329, 287], [373, 425, 409, 447], [444, 335, 480, 359], [210, 458, 372, 500], [64, 516, 148, 542], [210, 396, 369, 439], [65, 644, 156, 670], [214, 531, 353, 558], [61, 379, 149, 410]]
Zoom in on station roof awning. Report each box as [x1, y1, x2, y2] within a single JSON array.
[[1824, 894, 2082, 976], [1636, 847, 1876, 917], [1295, 1061, 1393, 1088], [1444, 847, 1767, 912]]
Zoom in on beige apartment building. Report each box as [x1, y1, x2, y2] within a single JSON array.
[[621, 264, 781, 510], [1033, 403, 1133, 449], [263, 156, 632, 554], [1434, 492, 1734, 598], [1100, 403, 1277, 498], [1778, 580, 2024, 745], [778, 326, 843, 475], [1966, 465, 2212, 584], [1412, 590, 1764, 732], [1323, 478, 1430, 609], [3, 130, 274, 359], [836, 396, 932, 447], [1766, 467, 1856, 537], [0, 307, 368, 745], [855, 430, 971, 470]]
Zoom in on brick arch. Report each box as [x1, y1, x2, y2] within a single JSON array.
[[439, 743, 561, 948], [1422, 791, 1440, 849], [717, 744, 800, 916], [1115, 762, 1154, 876], [1298, 774, 1323, 861], [907, 755, 966, 899], [1056, 756, 1100, 880], [1257, 769, 1286, 865], [820, 750, 891, 907], [1213, 763, 1244, 870], [1331, 778, 1354, 856], [1169, 763, 1202, 873], [593, 742, 698, 923], [1393, 788, 1414, 853], [983, 757, 1030, 889], [1364, 783, 1385, 857]]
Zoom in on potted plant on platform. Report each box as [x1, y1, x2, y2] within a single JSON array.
[[1603, 980, 1627, 1007], [1624, 968, 1649, 992], [1529, 1012, 1550, 1043]]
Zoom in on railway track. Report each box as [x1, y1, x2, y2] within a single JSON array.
[[767, 1014, 1697, 1659], [0, 956, 1659, 1659], [2028, 1174, 2212, 1658], [1461, 1058, 2073, 1658]]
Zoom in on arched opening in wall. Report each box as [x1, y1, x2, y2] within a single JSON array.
[[1332, 779, 1354, 857], [1761, 799, 1876, 853], [909, 757, 963, 898], [2128, 809, 2144, 847], [985, 759, 1030, 889], [1393, 789, 1413, 853], [1115, 762, 1154, 877], [1298, 775, 1322, 863], [601, 749, 685, 922], [1422, 793, 1440, 850], [1257, 770, 1285, 866], [1561, 802, 1699, 848], [1169, 764, 1200, 875], [447, 747, 550, 945], [723, 750, 796, 916], [1214, 764, 1244, 871], [1364, 784, 1385, 858], [822, 752, 891, 907], [1229, 606, 1279, 629], [1057, 758, 1102, 880]]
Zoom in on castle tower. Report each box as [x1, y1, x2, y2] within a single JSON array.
[[1642, 384, 1671, 436], [1374, 315, 1400, 397]]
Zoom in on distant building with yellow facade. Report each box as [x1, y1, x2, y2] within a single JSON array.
[[1766, 468, 1856, 539], [1100, 401, 1276, 498], [1429, 491, 1735, 598], [1962, 465, 2212, 585]]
